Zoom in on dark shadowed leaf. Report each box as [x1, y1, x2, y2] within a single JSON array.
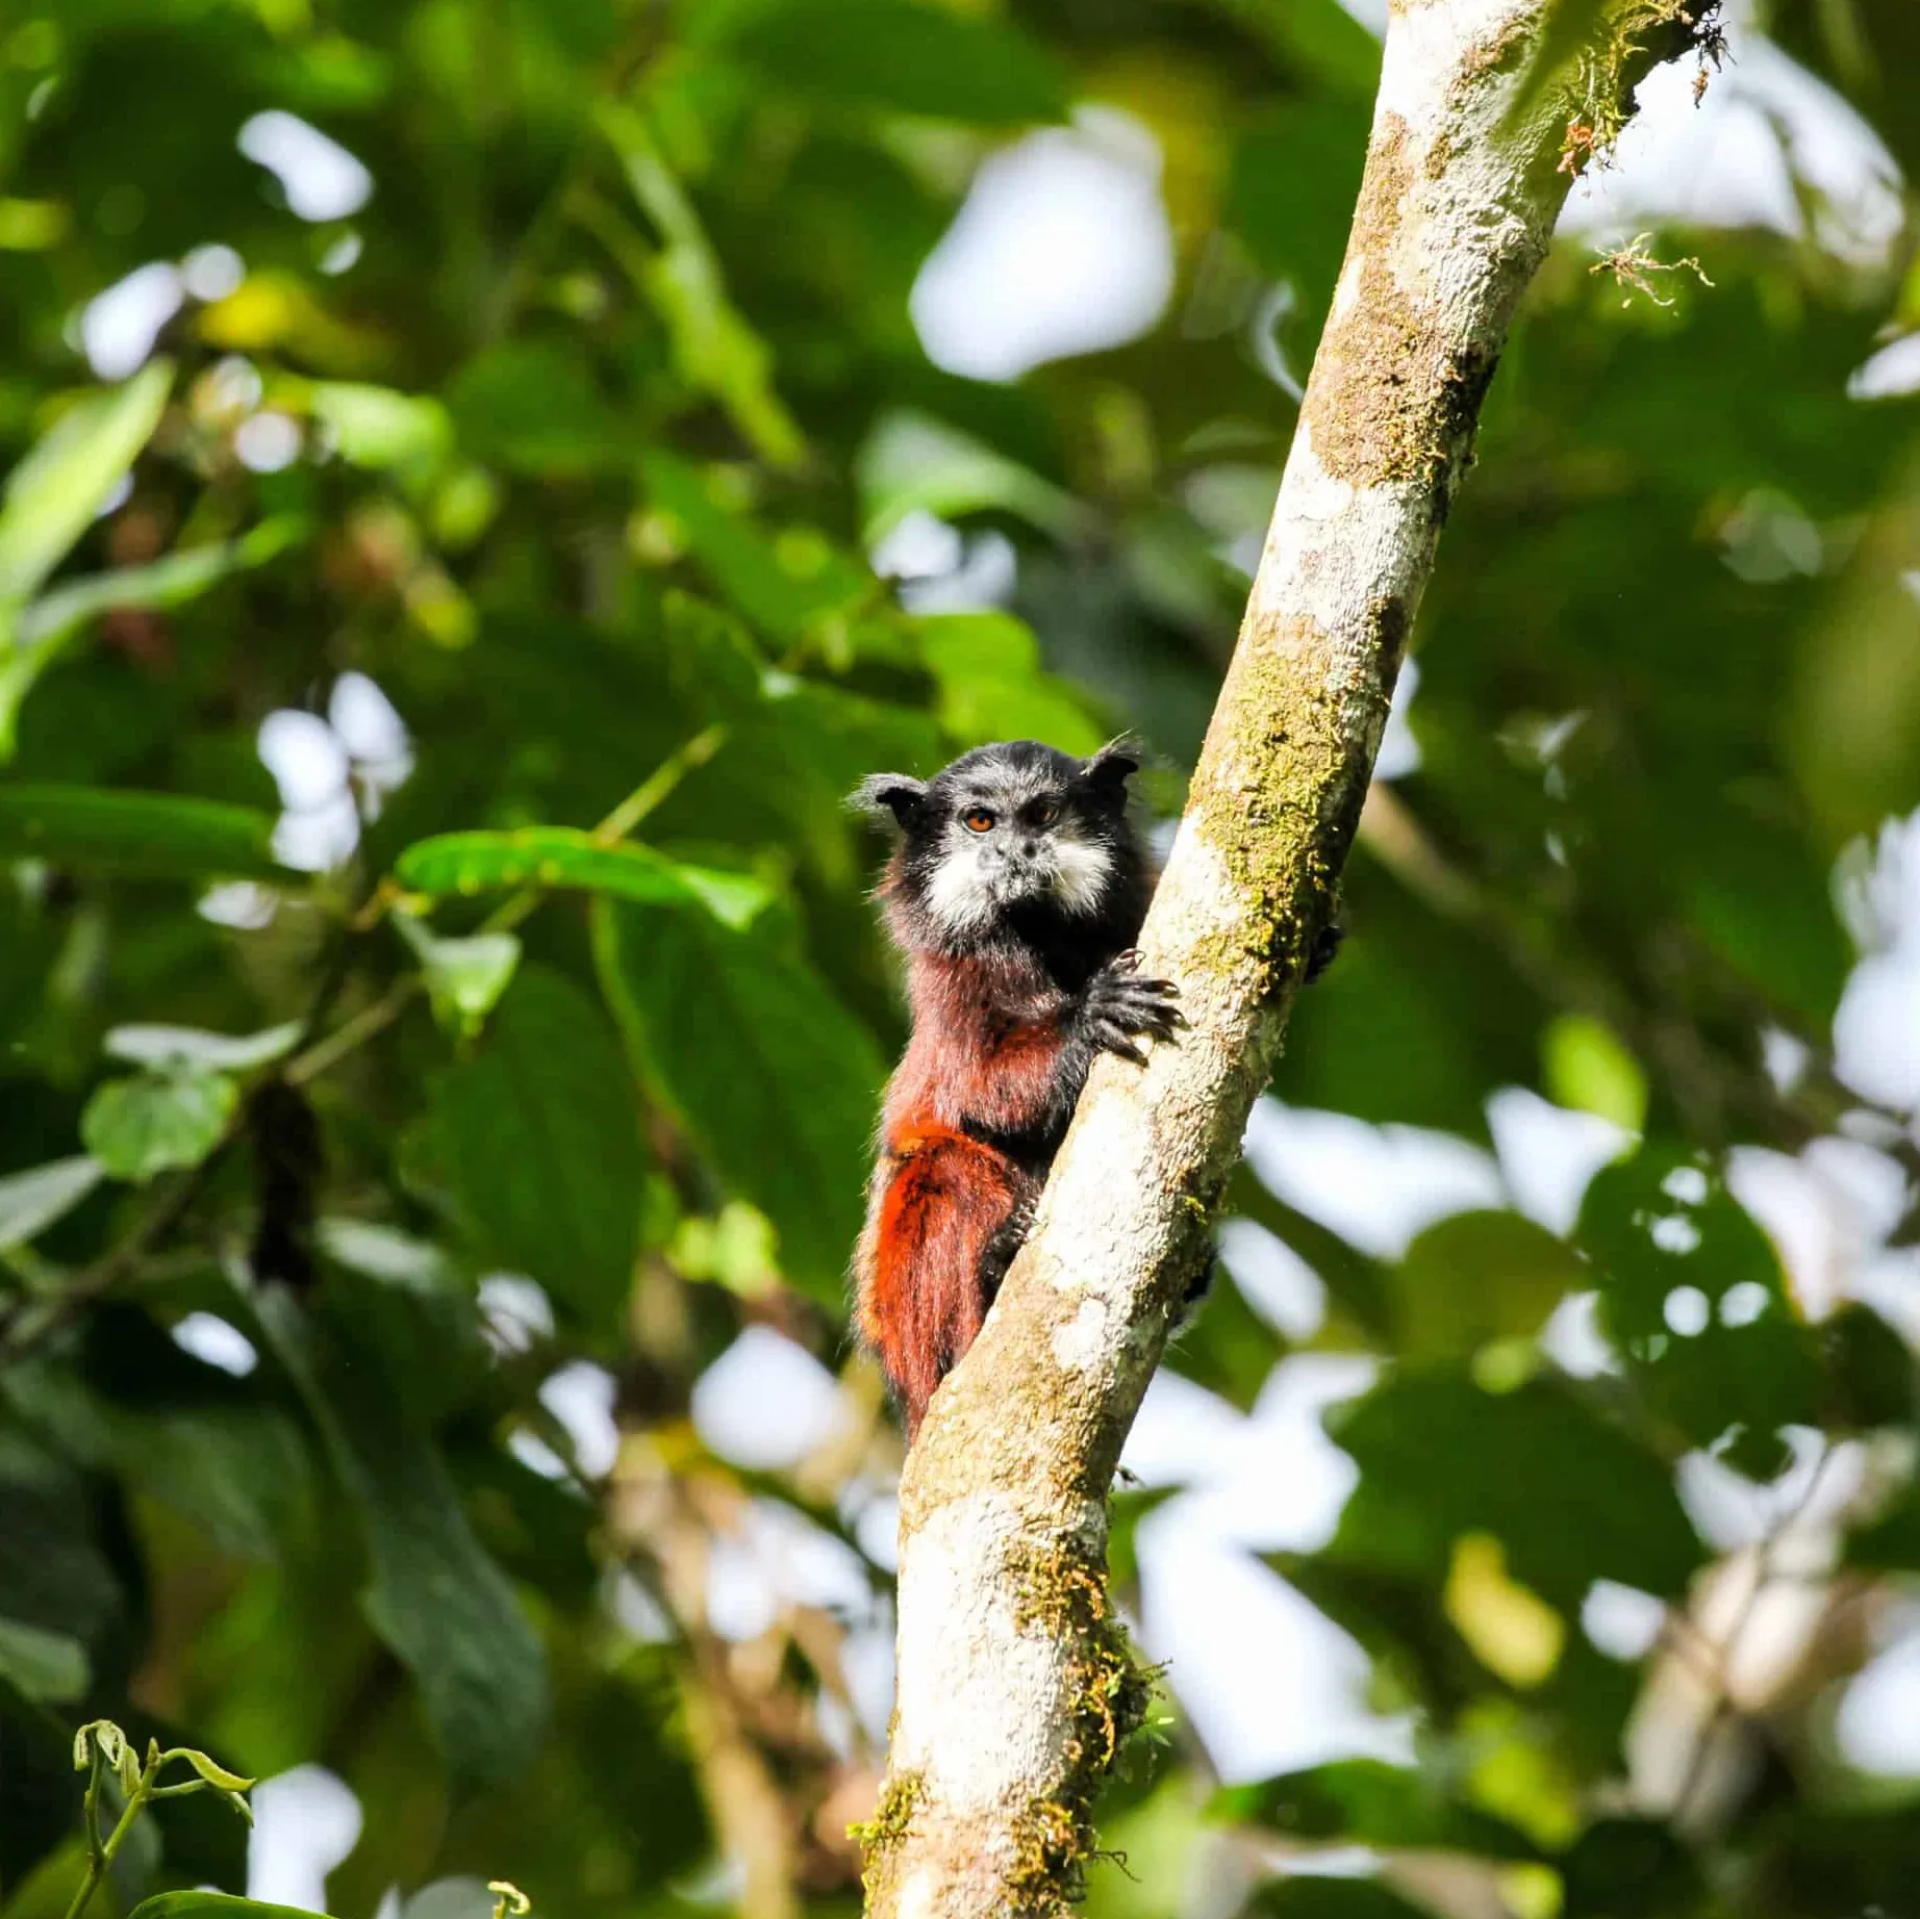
[[446, 341, 620, 475], [1212, 1758, 1540, 1858], [593, 896, 883, 1302], [720, 0, 1066, 124], [1244, 1876, 1442, 1919], [0, 1675, 79, 1885], [256, 1286, 548, 1796], [17, 516, 307, 652], [1579, 1144, 1820, 1476], [1558, 1816, 1703, 1919], [0, 1614, 89, 1703], [1327, 1372, 1704, 1609], [420, 965, 645, 1328], [0, 787, 280, 878]]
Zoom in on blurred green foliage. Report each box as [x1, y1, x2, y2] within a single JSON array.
[[1, 1, 1918, 1916]]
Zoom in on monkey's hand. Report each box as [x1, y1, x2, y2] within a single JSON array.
[[1079, 951, 1184, 1066]]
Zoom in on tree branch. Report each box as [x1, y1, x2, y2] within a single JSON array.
[[865, 1, 1719, 1909]]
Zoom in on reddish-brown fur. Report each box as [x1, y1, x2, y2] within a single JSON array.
[[853, 876, 1073, 1436]]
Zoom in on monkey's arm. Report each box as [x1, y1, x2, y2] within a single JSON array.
[[970, 955, 1184, 1158]]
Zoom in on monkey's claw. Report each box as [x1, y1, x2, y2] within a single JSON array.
[[1085, 960, 1185, 1064]]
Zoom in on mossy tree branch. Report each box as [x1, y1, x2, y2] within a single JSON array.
[[862, 0, 1720, 1912]]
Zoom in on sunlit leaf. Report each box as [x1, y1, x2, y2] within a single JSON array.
[[81, 1071, 238, 1183], [640, 450, 869, 647], [600, 104, 804, 469], [0, 1156, 104, 1249], [302, 382, 451, 473], [105, 1022, 303, 1072], [173, 1748, 256, 1792], [914, 612, 1104, 755], [1543, 1014, 1646, 1133], [394, 917, 521, 1038], [130, 1893, 331, 1919], [0, 361, 172, 614], [857, 411, 1081, 544], [1392, 1210, 1586, 1361], [396, 827, 771, 930]]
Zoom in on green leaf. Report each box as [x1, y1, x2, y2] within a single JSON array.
[[254, 1285, 548, 1797], [81, 1071, 238, 1182], [17, 517, 307, 652], [394, 917, 521, 1038], [720, 0, 1067, 123], [0, 1615, 89, 1703], [105, 1021, 304, 1072], [4, 517, 305, 752], [172, 1748, 255, 1792], [0, 786, 280, 879], [1578, 1144, 1820, 1476], [1392, 1211, 1587, 1361], [593, 896, 883, 1302], [0, 1156, 104, 1249], [1821, 1301, 1917, 1431], [1211, 1758, 1539, 1859], [1228, 100, 1372, 317], [419, 965, 645, 1327], [0, 361, 172, 614], [914, 612, 1105, 756], [302, 382, 452, 473], [1558, 1816, 1703, 1919], [857, 410, 1081, 544], [1245, 1879, 1441, 1919], [395, 827, 772, 930], [1543, 1014, 1647, 1132], [600, 104, 804, 469], [316, 1218, 457, 1291], [446, 341, 620, 476], [1326, 1372, 1704, 1610], [130, 1894, 330, 1919], [640, 449, 869, 647]]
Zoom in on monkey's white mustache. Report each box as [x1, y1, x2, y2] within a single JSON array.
[[926, 835, 1113, 931]]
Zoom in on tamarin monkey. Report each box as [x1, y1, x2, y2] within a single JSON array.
[[848, 738, 1182, 1436]]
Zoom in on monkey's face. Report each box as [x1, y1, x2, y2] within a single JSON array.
[[854, 739, 1140, 945]]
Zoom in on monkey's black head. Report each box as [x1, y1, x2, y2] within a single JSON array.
[[851, 738, 1148, 962]]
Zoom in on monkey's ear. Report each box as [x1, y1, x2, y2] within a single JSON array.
[[849, 773, 928, 828], [1081, 736, 1141, 791]]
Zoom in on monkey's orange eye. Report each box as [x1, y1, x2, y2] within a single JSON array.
[[1029, 798, 1060, 827], [962, 808, 996, 833]]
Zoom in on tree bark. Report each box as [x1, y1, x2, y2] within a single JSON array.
[[863, 2, 1718, 1911]]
